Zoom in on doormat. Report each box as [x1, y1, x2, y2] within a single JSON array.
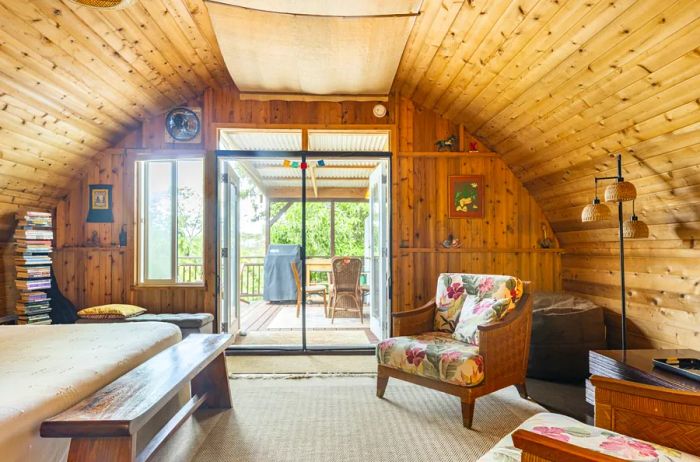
[[229, 372, 377, 380]]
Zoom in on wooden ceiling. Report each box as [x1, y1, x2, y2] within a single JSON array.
[[394, 0, 700, 234], [1, 0, 698, 240], [0, 0, 230, 217]]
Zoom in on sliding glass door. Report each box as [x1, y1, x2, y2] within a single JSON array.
[[217, 129, 391, 352]]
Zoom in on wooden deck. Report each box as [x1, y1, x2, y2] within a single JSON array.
[[239, 299, 378, 344]]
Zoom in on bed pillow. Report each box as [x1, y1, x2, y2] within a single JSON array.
[[452, 297, 511, 345], [77, 304, 146, 320]]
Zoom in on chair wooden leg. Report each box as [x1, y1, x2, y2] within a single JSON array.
[[323, 291, 328, 317], [376, 374, 389, 398], [515, 382, 528, 400], [461, 398, 475, 429]]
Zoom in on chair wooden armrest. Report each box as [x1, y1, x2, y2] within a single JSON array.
[[592, 375, 700, 455], [391, 299, 436, 336], [479, 283, 532, 388], [512, 429, 625, 462]]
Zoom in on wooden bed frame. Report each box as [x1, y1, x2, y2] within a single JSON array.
[[512, 375, 700, 461], [41, 333, 232, 462], [378, 282, 533, 427]]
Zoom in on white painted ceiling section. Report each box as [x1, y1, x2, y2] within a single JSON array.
[[206, 0, 422, 99]]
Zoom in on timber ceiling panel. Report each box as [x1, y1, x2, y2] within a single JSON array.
[[0, 0, 230, 216]]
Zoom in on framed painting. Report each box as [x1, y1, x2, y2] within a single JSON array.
[[448, 175, 484, 218], [86, 184, 114, 223]]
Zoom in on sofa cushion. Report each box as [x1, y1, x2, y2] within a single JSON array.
[[478, 412, 700, 462], [434, 273, 523, 333], [452, 297, 511, 345], [376, 332, 484, 387]]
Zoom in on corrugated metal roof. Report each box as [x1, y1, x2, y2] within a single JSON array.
[[308, 132, 390, 151], [221, 130, 302, 150]]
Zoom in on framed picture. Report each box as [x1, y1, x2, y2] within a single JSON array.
[[86, 184, 114, 223], [448, 175, 484, 218]]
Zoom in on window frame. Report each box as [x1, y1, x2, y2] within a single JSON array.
[[136, 156, 205, 287]]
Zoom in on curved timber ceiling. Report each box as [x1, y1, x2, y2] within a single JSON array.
[[0, 0, 699, 248], [394, 0, 700, 239], [0, 0, 230, 210]]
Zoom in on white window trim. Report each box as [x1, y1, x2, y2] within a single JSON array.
[[136, 158, 205, 287]]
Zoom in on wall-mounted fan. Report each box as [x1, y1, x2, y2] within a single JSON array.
[[165, 107, 202, 144], [68, 0, 135, 10]]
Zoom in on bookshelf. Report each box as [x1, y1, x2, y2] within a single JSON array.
[[14, 211, 54, 325]]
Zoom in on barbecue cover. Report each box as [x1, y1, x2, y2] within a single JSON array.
[[263, 244, 301, 302]]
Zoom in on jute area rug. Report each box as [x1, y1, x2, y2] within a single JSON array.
[[189, 377, 545, 462]]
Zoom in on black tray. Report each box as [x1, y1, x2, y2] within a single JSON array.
[[653, 357, 700, 382]]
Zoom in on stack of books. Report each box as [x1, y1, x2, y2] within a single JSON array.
[[15, 211, 53, 325]]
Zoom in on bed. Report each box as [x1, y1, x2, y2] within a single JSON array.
[[0, 322, 181, 462]]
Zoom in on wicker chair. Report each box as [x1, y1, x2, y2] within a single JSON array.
[[290, 262, 327, 318], [329, 257, 363, 323], [376, 274, 532, 428]]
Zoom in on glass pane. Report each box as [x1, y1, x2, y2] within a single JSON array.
[[334, 202, 369, 258], [146, 162, 173, 280], [177, 160, 204, 283]]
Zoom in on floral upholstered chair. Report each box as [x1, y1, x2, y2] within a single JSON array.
[[479, 376, 700, 461], [376, 273, 532, 428]]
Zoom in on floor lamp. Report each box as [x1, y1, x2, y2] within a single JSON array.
[[581, 154, 648, 351]]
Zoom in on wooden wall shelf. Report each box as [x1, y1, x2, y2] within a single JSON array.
[[397, 247, 564, 254], [398, 151, 499, 158]]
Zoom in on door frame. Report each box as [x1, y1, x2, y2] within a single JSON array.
[[219, 162, 241, 335], [215, 150, 392, 354]]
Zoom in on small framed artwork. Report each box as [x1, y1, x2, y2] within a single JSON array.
[[86, 184, 114, 223], [448, 175, 484, 218]]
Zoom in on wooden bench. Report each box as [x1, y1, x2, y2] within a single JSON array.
[[41, 333, 233, 462]]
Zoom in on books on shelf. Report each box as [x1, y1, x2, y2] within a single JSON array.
[[14, 211, 54, 325]]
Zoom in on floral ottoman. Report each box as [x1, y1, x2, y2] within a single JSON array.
[[478, 412, 700, 462]]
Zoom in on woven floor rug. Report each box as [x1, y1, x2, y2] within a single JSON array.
[[191, 377, 545, 462]]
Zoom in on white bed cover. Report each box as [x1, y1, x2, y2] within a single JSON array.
[[0, 322, 181, 462]]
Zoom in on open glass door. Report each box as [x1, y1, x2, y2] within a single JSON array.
[[369, 161, 390, 340], [219, 161, 240, 335]]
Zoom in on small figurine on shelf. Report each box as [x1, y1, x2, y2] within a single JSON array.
[[538, 224, 553, 249], [441, 234, 463, 248], [435, 135, 457, 152], [119, 225, 127, 247], [86, 230, 100, 247]]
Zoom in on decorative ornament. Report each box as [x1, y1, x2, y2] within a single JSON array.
[[435, 134, 458, 152], [300, 162, 308, 170], [538, 224, 553, 249], [119, 225, 127, 247], [441, 234, 462, 248], [316, 160, 325, 167], [469, 142, 479, 152], [291, 161, 299, 168], [283, 160, 291, 167]]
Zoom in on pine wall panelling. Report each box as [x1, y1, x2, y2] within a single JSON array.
[[50, 87, 561, 320]]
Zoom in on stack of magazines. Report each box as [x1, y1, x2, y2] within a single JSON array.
[[15, 211, 53, 325]]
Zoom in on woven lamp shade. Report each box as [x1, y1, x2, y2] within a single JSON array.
[[581, 201, 611, 222], [68, 0, 134, 9], [604, 181, 637, 202], [623, 216, 649, 239]]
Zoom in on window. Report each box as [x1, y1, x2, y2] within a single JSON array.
[[137, 159, 204, 285]]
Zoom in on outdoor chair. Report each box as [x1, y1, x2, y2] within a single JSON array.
[[291, 262, 328, 318], [329, 257, 363, 323], [376, 273, 532, 428]]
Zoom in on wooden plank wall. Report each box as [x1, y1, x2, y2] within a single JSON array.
[[50, 86, 560, 320], [393, 99, 561, 309]]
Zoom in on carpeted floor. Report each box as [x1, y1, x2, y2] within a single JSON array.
[[188, 377, 545, 462], [226, 355, 377, 375]]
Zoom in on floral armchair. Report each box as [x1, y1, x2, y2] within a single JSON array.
[[376, 273, 533, 428]]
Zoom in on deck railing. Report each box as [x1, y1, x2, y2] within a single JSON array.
[[239, 255, 366, 301], [178, 256, 204, 283]]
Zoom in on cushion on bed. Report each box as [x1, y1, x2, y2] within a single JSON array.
[[77, 304, 146, 319]]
